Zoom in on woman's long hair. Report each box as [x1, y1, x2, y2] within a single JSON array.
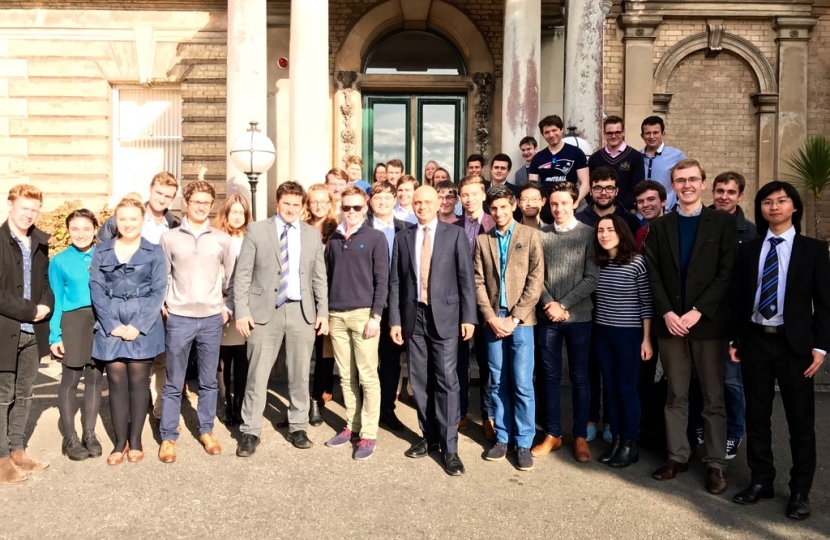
[[592, 214, 640, 267], [302, 184, 339, 244], [212, 193, 252, 236]]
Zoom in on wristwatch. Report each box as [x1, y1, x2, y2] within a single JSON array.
[[511, 316, 521, 325], [371, 314, 382, 322]]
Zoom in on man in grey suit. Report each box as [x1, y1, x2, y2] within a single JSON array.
[[389, 185, 477, 476], [234, 181, 329, 457]]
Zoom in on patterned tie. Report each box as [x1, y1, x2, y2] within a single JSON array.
[[758, 237, 784, 319], [276, 224, 290, 308], [420, 226, 431, 304]]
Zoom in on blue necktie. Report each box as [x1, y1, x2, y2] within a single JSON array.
[[758, 237, 784, 319], [276, 224, 290, 308]]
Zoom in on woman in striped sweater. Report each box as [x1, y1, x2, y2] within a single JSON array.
[[592, 214, 654, 468]]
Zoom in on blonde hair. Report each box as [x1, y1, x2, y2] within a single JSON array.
[[302, 184, 339, 244], [150, 171, 179, 189], [213, 194, 252, 236], [344, 155, 364, 168], [115, 194, 146, 217], [7, 184, 43, 203]]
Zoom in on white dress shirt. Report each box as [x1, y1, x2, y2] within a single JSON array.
[[415, 218, 438, 303], [275, 215, 302, 301], [553, 217, 579, 232]]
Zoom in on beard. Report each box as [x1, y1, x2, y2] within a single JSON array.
[[594, 199, 614, 211]]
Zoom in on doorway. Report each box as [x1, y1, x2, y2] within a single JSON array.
[[362, 94, 466, 183]]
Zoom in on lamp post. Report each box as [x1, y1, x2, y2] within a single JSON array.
[[230, 121, 276, 220]]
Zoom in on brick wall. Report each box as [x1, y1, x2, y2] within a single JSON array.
[[654, 19, 776, 71], [603, 18, 624, 118], [665, 50, 758, 209]]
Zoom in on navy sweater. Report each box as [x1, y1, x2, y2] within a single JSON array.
[[677, 214, 700, 311], [325, 224, 389, 315]]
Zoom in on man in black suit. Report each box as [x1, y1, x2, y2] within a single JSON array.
[[645, 158, 736, 494], [729, 181, 830, 520], [389, 185, 477, 476]]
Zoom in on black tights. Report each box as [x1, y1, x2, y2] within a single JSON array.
[[58, 364, 103, 438], [101, 360, 151, 453], [218, 345, 249, 402]]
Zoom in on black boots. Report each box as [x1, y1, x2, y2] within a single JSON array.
[[607, 438, 639, 468], [598, 436, 620, 464], [62, 434, 89, 461]]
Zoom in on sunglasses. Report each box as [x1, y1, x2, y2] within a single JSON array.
[[341, 205, 364, 213]]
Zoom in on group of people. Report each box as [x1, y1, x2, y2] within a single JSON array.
[[0, 114, 826, 522]]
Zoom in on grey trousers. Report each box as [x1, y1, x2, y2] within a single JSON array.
[[659, 335, 727, 469], [241, 301, 315, 437], [0, 333, 39, 457]]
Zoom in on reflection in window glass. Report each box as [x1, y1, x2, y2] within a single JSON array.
[[421, 104, 457, 178], [372, 103, 408, 167]]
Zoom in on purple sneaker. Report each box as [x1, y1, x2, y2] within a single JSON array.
[[354, 439, 376, 460], [326, 428, 353, 448]]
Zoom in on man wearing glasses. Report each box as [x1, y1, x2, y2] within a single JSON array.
[[576, 167, 642, 234], [324, 186, 389, 461], [645, 159, 736, 495], [588, 116, 645, 211]]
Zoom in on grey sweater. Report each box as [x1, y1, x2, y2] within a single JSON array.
[[538, 221, 599, 323], [159, 218, 235, 318]]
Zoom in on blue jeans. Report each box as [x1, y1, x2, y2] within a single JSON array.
[[486, 309, 535, 448], [724, 345, 745, 441], [593, 324, 642, 441], [538, 320, 591, 439], [161, 313, 223, 441]]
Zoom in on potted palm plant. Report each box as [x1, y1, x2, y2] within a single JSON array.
[[786, 135, 830, 240]]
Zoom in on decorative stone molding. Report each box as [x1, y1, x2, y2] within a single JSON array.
[[652, 93, 673, 115], [472, 72, 494, 158], [706, 19, 725, 57], [772, 16, 818, 42], [618, 14, 663, 40], [334, 70, 360, 160], [751, 93, 779, 115], [654, 33, 777, 95]]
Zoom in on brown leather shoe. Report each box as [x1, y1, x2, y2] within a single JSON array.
[[126, 449, 144, 463], [531, 435, 563, 457], [158, 440, 177, 463], [482, 419, 497, 442], [706, 467, 727, 494], [457, 418, 468, 430], [106, 443, 129, 466], [573, 437, 591, 463], [652, 459, 689, 480], [0, 456, 27, 484], [200, 433, 222, 455], [9, 450, 49, 472]]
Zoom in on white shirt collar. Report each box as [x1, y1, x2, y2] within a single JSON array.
[[553, 217, 578, 232], [418, 217, 439, 232], [764, 225, 796, 244]]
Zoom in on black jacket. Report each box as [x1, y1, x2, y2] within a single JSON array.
[[0, 221, 54, 370], [730, 234, 830, 360], [97, 204, 180, 243], [708, 204, 758, 244], [576, 202, 642, 235]]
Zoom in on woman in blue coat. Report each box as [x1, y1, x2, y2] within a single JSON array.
[[90, 196, 166, 465]]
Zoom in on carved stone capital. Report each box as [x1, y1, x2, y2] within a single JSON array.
[[751, 93, 779, 115], [772, 17, 818, 42], [619, 14, 663, 40], [334, 70, 359, 90], [706, 19, 725, 57], [653, 93, 673, 115]]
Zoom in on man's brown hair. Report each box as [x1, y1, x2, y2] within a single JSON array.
[[7, 184, 43, 203], [458, 175, 485, 192], [341, 185, 368, 200], [671, 158, 706, 182], [385, 159, 404, 171], [182, 180, 216, 202], [276, 180, 307, 203], [325, 168, 349, 183], [712, 171, 746, 194], [369, 181, 397, 198], [150, 171, 179, 189]]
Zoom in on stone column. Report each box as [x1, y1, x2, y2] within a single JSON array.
[[773, 17, 817, 167], [289, 0, 331, 187], [227, 0, 269, 218], [752, 93, 779, 192], [619, 14, 663, 147], [501, 0, 541, 168], [563, 0, 606, 150], [540, 25, 565, 119]]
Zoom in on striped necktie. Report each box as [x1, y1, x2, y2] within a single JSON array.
[[276, 224, 290, 308], [758, 237, 784, 320]]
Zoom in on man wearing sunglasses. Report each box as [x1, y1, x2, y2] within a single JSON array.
[[588, 116, 645, 211], [324, 186, 389, 461]]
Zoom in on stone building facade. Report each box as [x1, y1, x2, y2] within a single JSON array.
[[1, 0, 829, 234]]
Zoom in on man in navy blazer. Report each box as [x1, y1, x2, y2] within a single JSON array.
[[389, 185, 477, 476]]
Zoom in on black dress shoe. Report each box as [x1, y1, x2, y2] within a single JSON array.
[[608, 439, 639, 469], [443, 453, 465, 476], [598, 435, 620, 464], [236, 433, 260, 457], [380, 409, 405, 432], [733, 483, 775, 505], [309, 400, 323, 427], [786, 493, 811, 520], [404, 439, 439, 458], [288, 430, 313, 449]]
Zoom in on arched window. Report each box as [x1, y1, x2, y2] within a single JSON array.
[[363, 30, 466, 75]]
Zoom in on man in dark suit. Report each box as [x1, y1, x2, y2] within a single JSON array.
[[389, 185, 477, 476], [728, 181, 830, 520], [645, 158, 736, 494]]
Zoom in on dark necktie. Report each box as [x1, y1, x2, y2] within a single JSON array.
[[277, 224, 290, 308], [758, 237, 784, 319]]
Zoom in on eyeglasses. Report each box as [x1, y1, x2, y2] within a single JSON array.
[[439, 195, 457, 201], [673, 177, 703, 185], [309, 200, 330, 207], [519, 197, 542, 203], [761, 197, 792, 208], [188, 200, 214, 207], [591, 186, 617, 194], [341, 205, 364, 213], [604, 131, 623, 137]]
